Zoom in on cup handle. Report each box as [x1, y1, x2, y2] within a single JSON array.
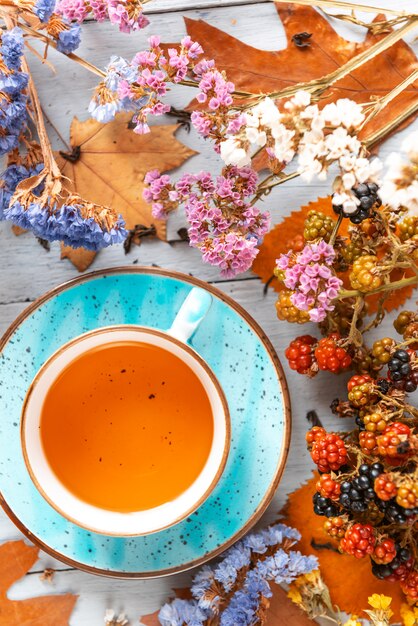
[[167, 287, 212, 344]]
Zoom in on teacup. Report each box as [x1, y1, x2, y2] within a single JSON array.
[[21, 288, 230, 536]]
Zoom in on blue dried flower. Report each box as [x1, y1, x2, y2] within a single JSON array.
[[0, 162, 44, 218], [0, 70, 28, 96], [243, 533, 268, 554], [88, 97, 121, 123], [256, 549, 317, 585], [1, 28, 24, 71], [4, 199, 127, 250], [262, 523, 301, 546], [0, 94, 27, 132], [157, 523, 318, 626], [34, 0, 55, 22], [214, 544, 251, 592], [0, 133, 19, 156], [220, 571, 272, 626], [105, 55, 137, 90], [56, 23, 81, 54], [159, 598, 206, 626]]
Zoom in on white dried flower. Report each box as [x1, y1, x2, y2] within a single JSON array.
[[380, 135, 418, 215], [322, 99, 365, 129], [401, 130, 418, 158], [220, 138, 251, 167]]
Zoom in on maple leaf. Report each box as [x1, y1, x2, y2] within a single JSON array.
[[55, 114, 196, 271], [281, 474, 404, 621], [252, 196, 415, 314], [0, 540, 76, 625], [182, 2, 418, 147]]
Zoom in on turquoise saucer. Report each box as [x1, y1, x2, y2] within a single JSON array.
[[0, 268, 290, 577]]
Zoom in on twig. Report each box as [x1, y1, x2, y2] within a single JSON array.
[[271, 0, 413, 17], [361, 69, 418, 128], [338, 275, 418, 300], [0, 12, 106, 78]]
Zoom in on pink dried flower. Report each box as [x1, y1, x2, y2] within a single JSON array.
[[276, 242, 342, 322], [143, 167, 269, 277], [107, 0, 149, 33], [56, 0, 89, 22]]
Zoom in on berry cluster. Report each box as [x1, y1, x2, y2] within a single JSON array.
[[333, 182, 381, 224], [284, 333, 352, 376], [306, 346, 417, 604], [388, 349, 418, 392]]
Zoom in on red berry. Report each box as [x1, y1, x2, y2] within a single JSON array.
[[340, 523, 376, 559], [285, 335, 317, 374], [372, 538, 397, 565], [316, 474, 341, 500], [314, 333, 352, 373], [305, 426, 326, 447], [359, 431, 379, 455], [386, 556, 414, 583], [374, 474, 397, 501], [324, 516, 347, 539], [401, 570, 418, 605], [311, 432, 348, 472], [377, 422, 413, 464], [347, 374, 373, 392]]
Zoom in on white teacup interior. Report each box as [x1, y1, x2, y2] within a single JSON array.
[[22, 327, 229, 536]]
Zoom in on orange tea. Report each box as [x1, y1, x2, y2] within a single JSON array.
[[39, 341, 214, 513]]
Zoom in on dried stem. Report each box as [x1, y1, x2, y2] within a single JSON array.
[[338, 275, 418, 300], [271, 0, 413, 17], [0, 9, 106, 78], [2, 10, 62, 183], [362, 69, 418, 127]]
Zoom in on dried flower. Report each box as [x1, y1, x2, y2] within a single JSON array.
[[5, 191, 127, 250], [276, 241, 343, 322], [104, 609, 129, 626], [158, 523, 317, 626], [56, 0, 149, 31], [144, 166, 269, 277], [380, 132, 418, 216]]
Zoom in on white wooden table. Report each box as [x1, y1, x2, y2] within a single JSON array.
[[0, 1, 417, 623]]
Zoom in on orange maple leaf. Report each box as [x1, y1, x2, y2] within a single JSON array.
[[252, 196, 415, 315], [281, 474, 404, 621], [0, 540, 77, 625], [182, 3, 418, 147]]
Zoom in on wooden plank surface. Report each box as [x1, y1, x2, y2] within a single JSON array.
[[0, 0, 417, 624]]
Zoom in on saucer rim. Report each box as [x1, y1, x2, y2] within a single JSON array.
[[0, 265, 291, 579]]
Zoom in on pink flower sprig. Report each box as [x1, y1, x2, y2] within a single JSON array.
[[143, 166, 270, 277], [89, 35, 246, 143], [276, 241, 343, 322], [90, 35, 205, 132], [56, 0, 149, 30]]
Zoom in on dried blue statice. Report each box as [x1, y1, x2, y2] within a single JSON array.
[[56, 23, 82, 54], [4, 194, 127, 250], [0, 162, 44, 219], [158, 523, 318, 626]]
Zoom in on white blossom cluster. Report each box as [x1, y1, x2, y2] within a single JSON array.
[[380, 132, 418, 216], [104, 609, 129, 626], [219, 91, 382, 214]]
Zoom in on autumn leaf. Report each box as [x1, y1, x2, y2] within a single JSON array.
[[281, 474, 404, 621], [0, 540, 76, 625], [182, 2, 418, 148], [252, 196, 415, 314], [55, 114, 196, 271], [266, 585, 317, 625]]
